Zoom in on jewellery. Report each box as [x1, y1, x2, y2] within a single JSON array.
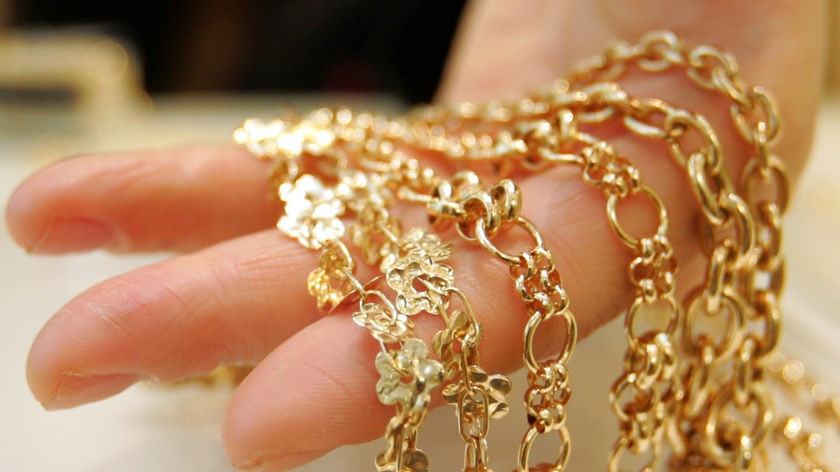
[[234, 30, 838, 471]]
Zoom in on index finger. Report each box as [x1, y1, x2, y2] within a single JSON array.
[[5, 145, 281, 254]]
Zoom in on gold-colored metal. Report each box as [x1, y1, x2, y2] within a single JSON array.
[[236, 103, 516, 471], [232, 29, 837, 471], [564, 31, 785, 470]]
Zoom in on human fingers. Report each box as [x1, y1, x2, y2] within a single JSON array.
[[5, 145, 281, 254], [221, 10, 828, 467], [25, 229, 318, 409], [220, 153, 703, 470], [21, 4, 828, 468], [22, 149, 632, 467], [23, 162, 610, 411], [223, 314, 387, 471]]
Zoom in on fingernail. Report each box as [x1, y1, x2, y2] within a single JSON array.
[[230, 450, 322, 472], [232, 462, 264, 472], [28, 216, 113, 254], [231, 456, 271, 472], [45, 372, 142, 410]]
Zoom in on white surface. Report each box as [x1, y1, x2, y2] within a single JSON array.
[[1, 96, 839, 471]]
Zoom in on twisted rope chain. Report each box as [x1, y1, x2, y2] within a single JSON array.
[[234, 30, 838, 471]]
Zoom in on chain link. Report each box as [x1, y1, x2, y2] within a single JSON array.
[[233, 29, 837, 471], [425, 171, 577, 471], [564, 30, 829, 471]]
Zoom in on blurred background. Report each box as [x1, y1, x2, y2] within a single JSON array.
[[2, 0, 465, 101], [0, 1, 838, 471]]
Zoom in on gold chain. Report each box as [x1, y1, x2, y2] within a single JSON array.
[[424, 171, 577, 471], [566, 31, 788, 470], [232, 30, 838, 471], [765, 351, 839, 472], [235, 109, 524, 471]]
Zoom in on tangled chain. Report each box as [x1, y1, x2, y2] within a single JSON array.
[[233, 30, 838, 471]]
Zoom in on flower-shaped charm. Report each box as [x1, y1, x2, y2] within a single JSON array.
[[307, 242, 357, 312], [386, 230, 454, 315], [386, 255, 453, 315], [443, 365, 512, 420], [353, 296, 413, 344], [376, 338, 444, 407], [350, 206, 402, 269], [233, 118, 288, 157], [401, 228, 452, 262], [233, 117, 335, 160], [278, 174, 345, 249], [335, 170, 391, 213]]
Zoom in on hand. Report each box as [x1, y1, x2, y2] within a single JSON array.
[[5, 1, 825, 470]]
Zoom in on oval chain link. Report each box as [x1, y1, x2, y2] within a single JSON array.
[[234, 30, 837, 471], [426, 173, 577, 471], [566, 30, 798, 470]]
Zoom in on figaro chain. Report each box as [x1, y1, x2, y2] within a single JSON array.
[[234, 30, 838, 471]]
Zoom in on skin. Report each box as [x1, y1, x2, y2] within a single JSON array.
[[4, 1, 826, 470]]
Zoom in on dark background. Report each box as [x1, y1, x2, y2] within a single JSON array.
[[8, 0, 467, 103]]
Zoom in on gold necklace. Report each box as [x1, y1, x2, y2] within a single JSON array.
[[232, 30, 837, 471]]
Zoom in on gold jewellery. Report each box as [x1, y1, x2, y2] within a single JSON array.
[[233, 31, 838, 471]]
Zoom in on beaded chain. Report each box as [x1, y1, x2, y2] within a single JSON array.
[[233, 30, 838, 471]]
